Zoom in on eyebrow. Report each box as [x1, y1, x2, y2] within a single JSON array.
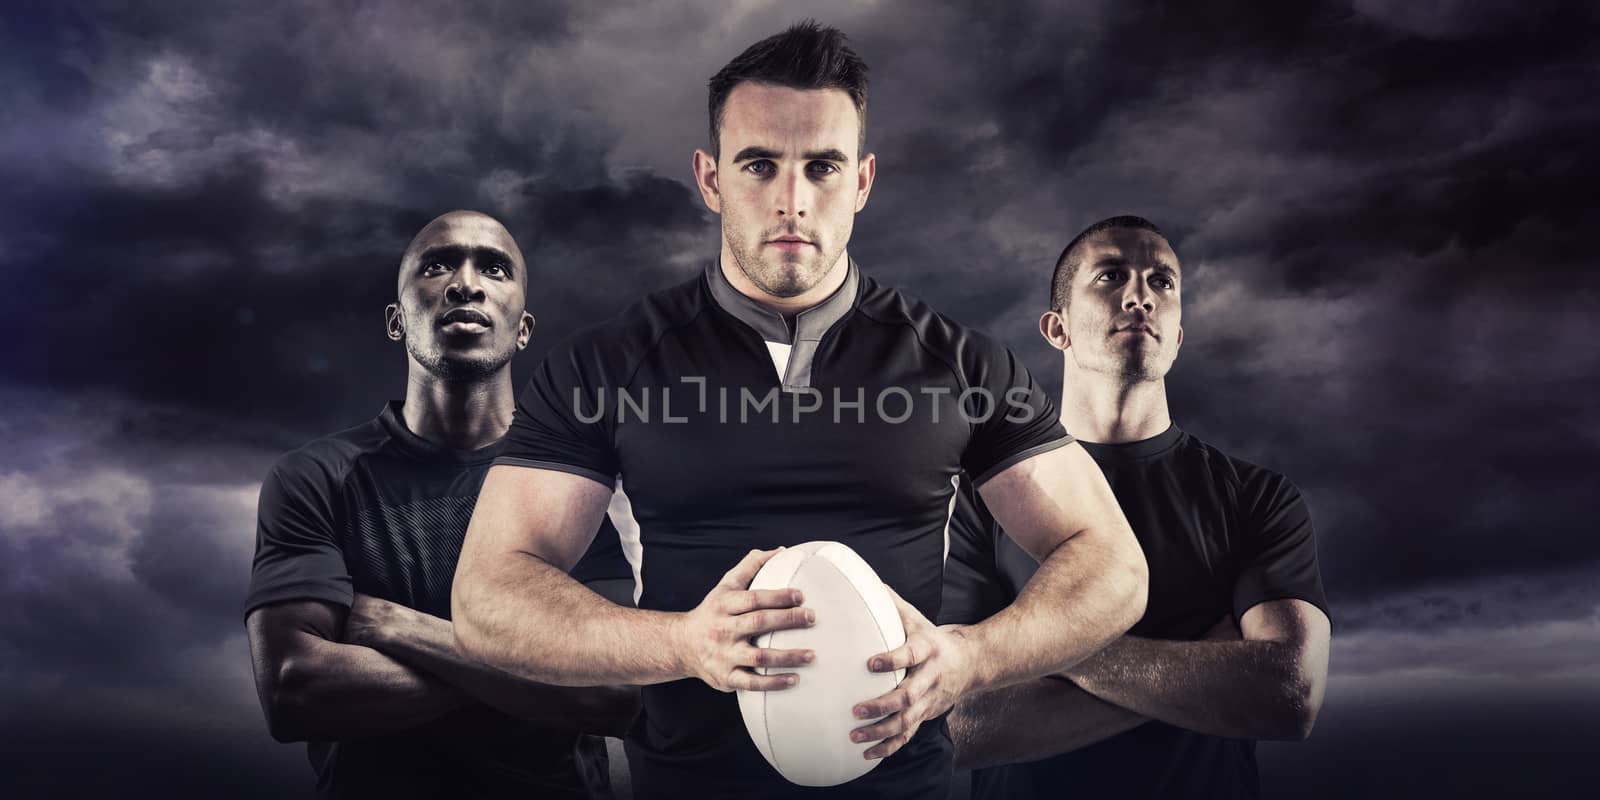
[[416, 245, 518, 276], [1090, 256, 1181, 277], [730, 146, 851, 163]]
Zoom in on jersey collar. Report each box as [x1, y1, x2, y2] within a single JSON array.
[[705, 256, 859, 346], [1076, 424, 1185, 462], [377, 401, 506, 464], [705, 257, 860, 391]]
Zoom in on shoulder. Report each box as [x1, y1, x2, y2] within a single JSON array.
[[538, 272, 711, 383], [1182, 432, 1307, 516], [852, 275, 1018, 382], [264, 417, 390, 497]]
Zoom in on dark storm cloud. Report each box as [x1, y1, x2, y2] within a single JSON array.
[[3, 1, 1598, 795], [831, 0, 1600, 601]]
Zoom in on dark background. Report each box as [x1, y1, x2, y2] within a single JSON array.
[[3, 1, 1597, 797]]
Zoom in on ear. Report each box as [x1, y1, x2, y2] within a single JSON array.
[[385, 303, 404, 341], [1039, 309, 1070, 352], [854, 152, 877, 212], [692, 149, 721, 214], [1175, 324, 1183, 353], [517, 311, 535, 350]]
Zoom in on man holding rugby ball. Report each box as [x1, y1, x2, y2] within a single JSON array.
[[452, 23, 1149, 798]]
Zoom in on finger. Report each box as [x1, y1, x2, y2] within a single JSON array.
[[720, 588, 805, 615], [733, 607, 815, 638], [864, 727, 917, 760], [850, 709, 909, 742], [736, 643, 815, 669], [719, 547, 784, 590], [723, 667, 799, 692], [867, 635, 929, 673], [852, 684, 910, 720]]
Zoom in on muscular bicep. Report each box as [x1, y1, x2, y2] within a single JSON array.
[[460, 465, 613, 575], [245, 599, 346, 693], [976, 441, 1131, 561], [1240, 598, 1331, 671]]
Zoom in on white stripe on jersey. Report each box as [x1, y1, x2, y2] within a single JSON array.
[[942, 473, 960, 565], [608, 481, 646, 606], [764, 341, 792, 381]]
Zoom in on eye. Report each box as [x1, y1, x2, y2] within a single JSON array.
[[745, 160, 775, 176], [807, 161, 839, 176], [1152, 275, 1175, 290], [1096, 270, 1124, 283], [423, 261, 451, 276], [482, 262, 508, 277]]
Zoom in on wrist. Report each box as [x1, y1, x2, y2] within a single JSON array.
[[373, 602, 431, 652], [666, 611, 694, 681], [948, 625, 989, 694]]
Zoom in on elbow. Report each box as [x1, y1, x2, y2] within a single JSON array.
[[450, 573, 493, 665], [1287, 674, 1325, 741], [1115, 536, 1150, 633], [1262, 664, 1324, 742], [1267, 695, 1320, 742], [261, 657, 317, 743]]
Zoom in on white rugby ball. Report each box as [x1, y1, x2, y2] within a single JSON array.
[[736, 541, 907, 786]]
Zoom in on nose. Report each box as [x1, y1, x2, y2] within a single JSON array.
[[775, 165, 809, 220], [447, 261, 487, 304], [1123, 277, 1154, 313]]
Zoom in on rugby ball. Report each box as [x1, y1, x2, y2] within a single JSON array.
[[736, 541, 907, 786]]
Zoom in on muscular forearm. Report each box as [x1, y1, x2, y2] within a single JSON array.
[[367, 604, 641, 736], [265, 639, 463, 742], [1066, 636, 1316, 740], [454, 551, 685, 686], [950, 676, 1148, 770], [958, 526, 1146, 692]]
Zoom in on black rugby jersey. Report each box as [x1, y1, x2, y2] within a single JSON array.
[[942, 424, 1329, 800], [246, 402, 631, 800], [498, 259, 1072, 798]]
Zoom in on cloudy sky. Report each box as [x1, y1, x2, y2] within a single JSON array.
[[3, 0, 1597, 796]]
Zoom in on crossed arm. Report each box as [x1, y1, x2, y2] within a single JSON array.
[[451, 442, 1151, 759], [245, 594, 640, 744], [950, 598, 1330, 770]]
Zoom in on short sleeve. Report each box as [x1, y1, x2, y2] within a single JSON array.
[[960, 338, 1073, 486], [496, 344, 619, 488], [244, 456, 354, 618], [1230, 472, 1331, 623], [938, 477, 1011, 625]]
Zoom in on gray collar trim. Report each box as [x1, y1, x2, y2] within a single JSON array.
[[704, 257, 859, 345], [705, 257, 860, 390]]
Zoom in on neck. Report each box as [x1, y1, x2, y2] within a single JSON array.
[[718, 242, 849, 320], [399, 362, 516, 451], [1058, 357, 1172, 444]]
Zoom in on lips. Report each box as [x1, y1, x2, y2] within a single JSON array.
[[439, 308, 491, 326], [766, 234, 814, 249], [1114, 324, 1158, 339], [438, 307, 492, 335]]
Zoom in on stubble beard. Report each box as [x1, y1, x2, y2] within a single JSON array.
[[724, 216, 841, 299], [405, 334, 514, 383], [1079, 334, 1170, 386]]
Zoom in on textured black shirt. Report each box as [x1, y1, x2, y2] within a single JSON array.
[[498, 260, 1072, 798], [942, 425, 1329, 800], [246, 402, 631, 799]]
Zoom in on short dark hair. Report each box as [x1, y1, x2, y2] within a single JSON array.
[[1049, 215, 1168, 310], [707, 20, 869, 158]]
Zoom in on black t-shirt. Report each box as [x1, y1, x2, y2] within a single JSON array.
[[497, 260, 1071, 799], [245, 401, 632, 800], [941, 424, 1329, 800]]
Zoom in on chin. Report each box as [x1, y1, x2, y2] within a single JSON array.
[[754, 266, 816, 298], [423, 350, 514, 382]]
